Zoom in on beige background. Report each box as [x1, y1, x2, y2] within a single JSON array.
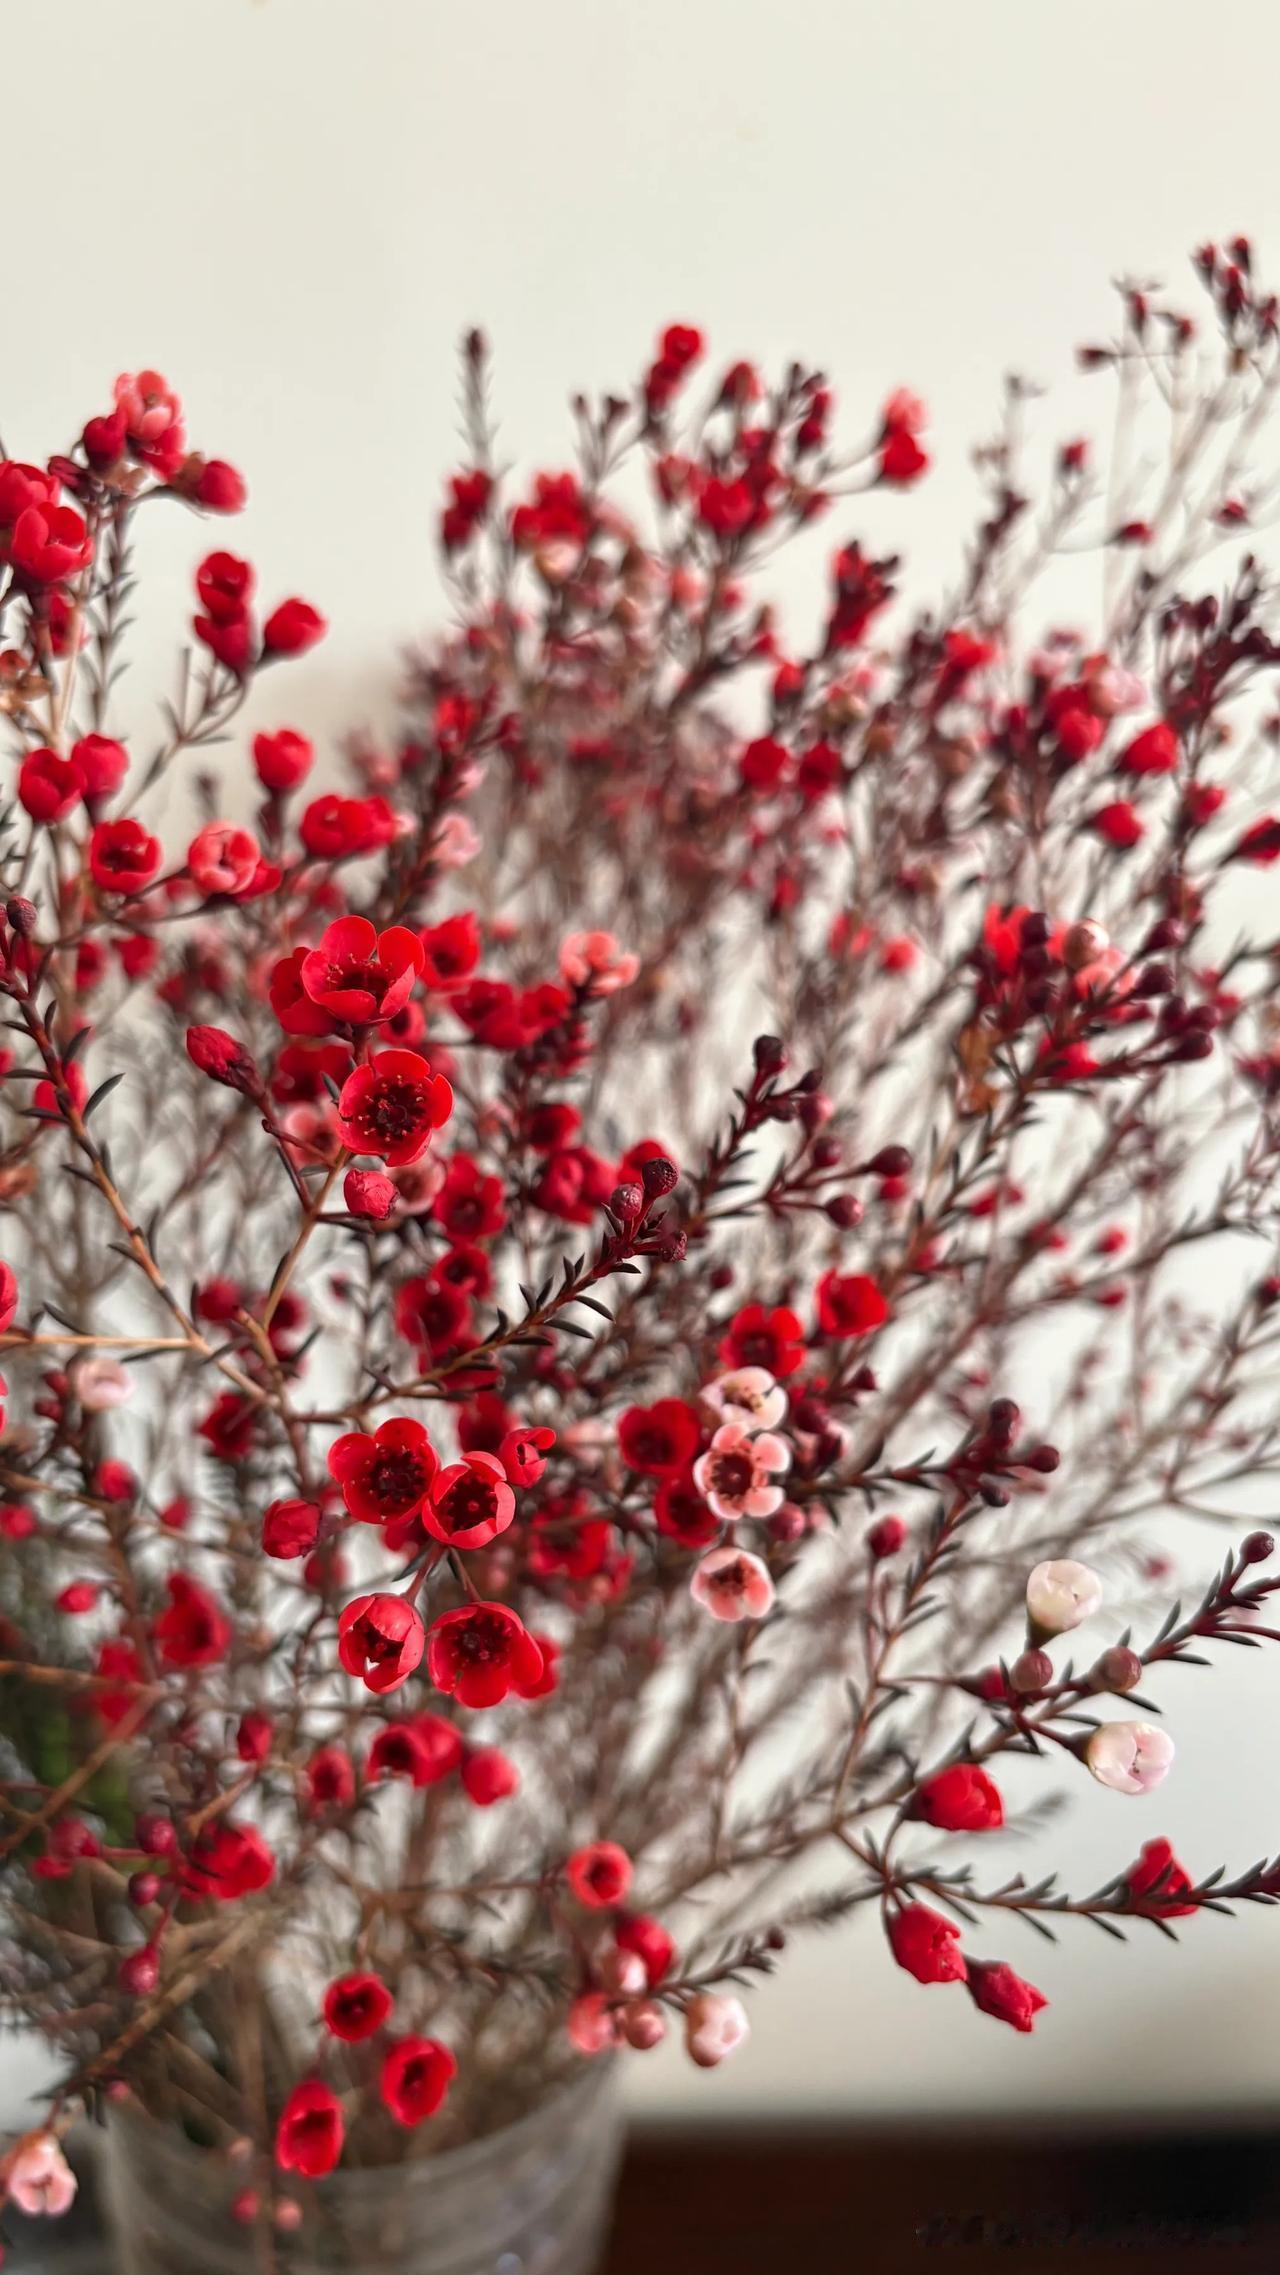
[[3, 0, 1280, 2123]]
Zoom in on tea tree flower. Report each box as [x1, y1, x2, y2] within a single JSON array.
[[1085, 1721, 1176, 1795]]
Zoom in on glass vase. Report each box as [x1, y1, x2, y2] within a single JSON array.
[[103, 2063, 623, 2275]]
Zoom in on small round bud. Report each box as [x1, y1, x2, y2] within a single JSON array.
[[825, 1193, 864, 1229], [650, 1228, 687, 1263], [1061, 918, 1109, 972], [1131, 961, 1174, 999], [753, 1034, 788, 1076], [1242, 1530, 1275, 1564], [1010, 1647, 1053, 1695], [866, 1513, 907, 1560], [1018, 911, 1050, 949], [609, 1182, 644, 1222], [979, 1480, 1011, 1507], [640, 1155, 678, 1199], [5, 896, 37, 937], [988, 1396, 1021, 1446], [865, 1144, 913, 1177], [128, 1871, 163, 1907], [621, 1998, 667, 2051], [1026, 1444, 1060, 1474], [1094, 1645, 1143, 1694], [135, 1814, 178, 1857], [119, 1946, 160, 1997]]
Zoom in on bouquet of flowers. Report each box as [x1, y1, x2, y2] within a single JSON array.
[[2, 235, 1280, 2249]]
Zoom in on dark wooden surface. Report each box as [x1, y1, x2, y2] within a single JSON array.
[[602, 2120, 1280, 2274], [10, 2118, 1280, 2269]]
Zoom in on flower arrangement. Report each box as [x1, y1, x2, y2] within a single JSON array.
[[3, 237, 1280, 2248]]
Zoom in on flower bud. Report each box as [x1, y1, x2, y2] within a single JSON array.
[[640, 1155, 679, 1199], [1093, 1644, 1143, 1693], [753, 1034, 788, 1076], [343, 1168, 398, 1220], [1025, 1558, 1102, 1639], [1084, 1719, 1175, 1795], [867, 1513, 907, 1560], [684, 1992, 749, 2068], [119, 1946, 160, 1997], [1010, 1647, 1053, 1695], [1242, 1530, 1275, 1564], [621, 1998, 667, 2051], [185, 1024, 261, 1096], [5, 896, 37, 937], [1061, 918, 1109, 971]]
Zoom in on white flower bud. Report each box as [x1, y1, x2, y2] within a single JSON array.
[[1085, 1719, 1175, 1795], [1026, 1558, 1102, 1636]]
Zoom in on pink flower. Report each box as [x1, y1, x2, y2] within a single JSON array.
[[1085, 1720, 1175, 1795], [559, 930, 640, 995], [431, 813, 481, 869], [3, 2131, 78, 2218], [700, 1367, 788, 1432], [690, 1545, 776, 1623], [693, 1421, 790, 1521], [684, 1993, 749, 2067]]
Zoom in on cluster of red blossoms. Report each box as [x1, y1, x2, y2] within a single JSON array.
[[4, 243, 1280, 2236]]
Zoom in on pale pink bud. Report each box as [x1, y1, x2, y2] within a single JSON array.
[[684, 1993, 749, 2068], [690, 1545, 776, 1623], [431, 814, 480, 870], [1026, 1558, 1102, 1636], [3, 2132, 77, 2218], [69, 1355, 134, 1411], [566, 1992, 620, 2056], [1084, 1719, 1175, 1795]]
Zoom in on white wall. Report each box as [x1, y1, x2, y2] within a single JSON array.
[[4, 0, 1280, 2125]]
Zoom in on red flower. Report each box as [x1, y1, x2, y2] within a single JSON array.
[[337, 1048, 453, 1165], [300, 916, 425, 1027], [460, 1745, 519, 1805], [740, 736, 791, 793], [19, 748, 83, 823], [188, 821, 260, 898], [196, 549, 254, 622], [879, 429, 929, 486], [499, 1425, 555, 1487], [337, 1592, 426, 1694], [275, 2081, 343, 2178], [654, 1473, 721, 1550], [393, 1274, 472, 1353], [304, 1745, 356, 1811], [427, 1601, 544, 1708], [1231, 816, 1280, 865], [0, 1264, 17, 1333], [965, 1958, 1048, 2033], [151, 1573, 231, 1668], [191, 458, 246, 512], [511, 471, 590, 552], [617, 1399, 700, 1476], [1117, 721, 1179, 775], [114, 370, 185, 473], [263, 597, 326, 655], [424, 1452, 516, 1550], [1125, 1835, 1197, 1918], [10, 503, 91, 584], [328, 1418, 438, 1526], [323, 1971, 393, 2043], [1089, 799, 1144, 848], [566, 1840, 633, 1909], [367, 1713, 463, 1787], [615, 1911, 676, 1986], [262, 1497, 321, 1561], [418, 912, 481, 990], [887, 1903, 968, 1985], [435, 1153, 506, 1241], [718, 1302, 806, 1378], [182, 1822, 275, 1902], [815, 1271, 889, 1340], [89, 817, 162, 894], [72, 734, 128, 799], [913, 1764, 1004, 1833], [380, 2036, 457, 2128], [253, 727, 313, 793]]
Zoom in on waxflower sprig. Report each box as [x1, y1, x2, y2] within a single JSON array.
[[2, 241, 1280, 2248]]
